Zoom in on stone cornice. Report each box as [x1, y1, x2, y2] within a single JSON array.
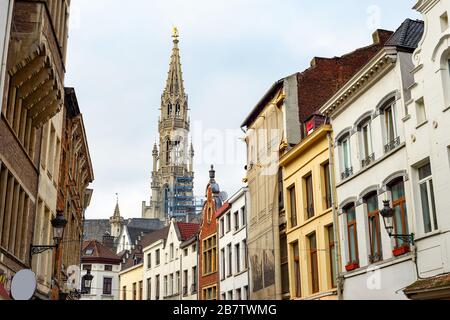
[[320, 48, 398, 118], [413, 0, 440, 14]]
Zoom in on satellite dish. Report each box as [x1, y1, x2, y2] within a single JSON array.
[[11, 269, 36, 301], [219, 191, 229, 202]]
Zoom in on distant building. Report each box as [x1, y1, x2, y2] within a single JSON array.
[[198, 166, 223, 300], [218, 188, 250, 300], [81, 239, 122, 301]]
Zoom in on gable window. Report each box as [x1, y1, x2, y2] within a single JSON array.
[[202, 236, 217, 275], [288, 185, 298, 228], [389, 179, 409, 249], [365, 193, 382, 263], [309, 232, 319, 294], [339, 134, 353, 179], [418, 162, 438, 234], [359, 120, 374, 167], [304, 173, 315, 220], [382, 100, 400, 153], [345, 203, 359, 266]]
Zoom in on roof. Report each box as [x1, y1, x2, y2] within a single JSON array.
[[126, 218, 164, 230], [140, 226, 170, 248], [404, 273, 450, 297], [126, 227, 153, 246], [176, 222, 200, 241], [83, 220, 110, 242], [81, 240, 121, 264], [385, 19, 424, 51], [216, 202, 231, 219], [241, 29, 394, 128]]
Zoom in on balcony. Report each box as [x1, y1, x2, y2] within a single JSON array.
[[384, 137, 401, 154], [361, 153, 375, 168], [341, 167, 354, 180]]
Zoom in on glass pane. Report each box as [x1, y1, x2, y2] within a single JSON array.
[[385, 106, 395, 142], [420, 182, 432, 233], [366, 194, 378, 212], [346, 205, 356, 222], [343, 139, 350, 169], [363, 125, 370, 157], [309, 233, 317, 250], [391, 181, 405, 201], [430, 180, 438, 230], [349, 227, 356, 262], [419, 163, 432, 180]]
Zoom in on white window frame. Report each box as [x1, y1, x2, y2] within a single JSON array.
[[340, 135, 352, 172], [359, 120, 373, 161], [418, 163, 438, 234], [382, 101, 398, 145]]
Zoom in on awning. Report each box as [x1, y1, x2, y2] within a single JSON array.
[[0, 283, 11, 300], [404, 273, 450, 300]]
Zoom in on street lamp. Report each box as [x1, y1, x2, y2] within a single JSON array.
[[380, 200, 415, 245], [81, 270, 94, 294], [30, 212, 68, 257]]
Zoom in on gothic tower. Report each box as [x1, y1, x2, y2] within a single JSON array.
[[110, 195, 124, 238], [142, 28, 195, 222]]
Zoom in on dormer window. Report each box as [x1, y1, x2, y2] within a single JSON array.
[[85, 248, 94, 256]]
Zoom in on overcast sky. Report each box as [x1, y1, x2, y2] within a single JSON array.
[[65, 1, 420, 220]]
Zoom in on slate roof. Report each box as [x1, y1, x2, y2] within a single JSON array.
[[82, 240, 121, 264], [83, 220, 110, 242], [127, 226, 153, 246], [140, 227, 170, 248], [385, 19, 424, 51]]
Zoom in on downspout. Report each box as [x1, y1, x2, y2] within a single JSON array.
[[327, 131, 343, 300]]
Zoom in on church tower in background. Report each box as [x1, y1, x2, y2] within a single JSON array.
[[142, 28, 196, 222]]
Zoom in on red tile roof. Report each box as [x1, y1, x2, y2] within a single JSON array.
[[176, 222, 200, 241], [82, 240, 121, 264], [216, 202, 231, 218]]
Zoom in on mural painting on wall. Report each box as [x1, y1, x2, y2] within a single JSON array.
[[250, 233, 276, 292]]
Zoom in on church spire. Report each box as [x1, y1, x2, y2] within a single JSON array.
[[113, 193, 120, 218], [164, 27, 185, 96]]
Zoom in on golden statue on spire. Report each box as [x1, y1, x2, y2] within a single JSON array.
[[172, 26, 179, 39]]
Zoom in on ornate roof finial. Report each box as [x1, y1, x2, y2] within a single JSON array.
[[172, 26, 179, 39]]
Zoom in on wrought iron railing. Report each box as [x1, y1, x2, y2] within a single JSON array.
[[341, 167, 354, 180], [361, 153, 375, 168], [384, 137, 400, 154]]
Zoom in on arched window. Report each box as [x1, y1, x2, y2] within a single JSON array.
[[168, 103, 173, 116], [388, 178, 409, 249], [379, 98, 399, 153], [344, 203, 359, 267], [337, 131, 352, 180], [175, 103, 181, 116], [356, 115, 374, 167]]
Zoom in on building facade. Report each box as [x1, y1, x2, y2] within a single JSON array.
[[320, 19, 424, 300], [218, 188, 250, 300], [180, 233, 199, 300], [81, 239, 121, 301], [0, 0, 71, 300], [54, 87, 94, 300], [403, 0, 450, 299], [142, 28, 195, 222], [198, 166, 223, 300], [280, 122, 340, 300], [143, 221, 199, 300]]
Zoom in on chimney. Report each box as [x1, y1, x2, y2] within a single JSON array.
[[102, 232, 114, 250], [372, 29, 394, 45]]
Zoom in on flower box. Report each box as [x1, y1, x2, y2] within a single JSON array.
[[393, 246, 410, 257], [345, 262, 360, 272]]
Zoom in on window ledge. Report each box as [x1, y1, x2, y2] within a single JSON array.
[[414, 229, 442, 242], [402, 114, 411, 122], [416, 120, 428, 130], [443, 105, 450, 113]]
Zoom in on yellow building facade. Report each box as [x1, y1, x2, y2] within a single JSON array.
[[119, 264, 144, 301], [280, 124, 340, 300]]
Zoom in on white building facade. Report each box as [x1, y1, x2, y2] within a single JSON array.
[[320, 21, 424, 300], [402, 0, 450, 299], [143, 221, 199, 300], [218, 188, 250, 300]]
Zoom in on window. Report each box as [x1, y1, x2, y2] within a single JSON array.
[[244, 286, 249, 300], [221, 248, 226, 280], [227, 244, 232, 277], [322, 162, 332, 209], [184, 248, 188, 257], [122, 286, 127, 300], [220, 218, 224, 237], [416, 98, 427, 126], [309, 233, 319, 294], [155, 275, 160, 300], [228, 290, 233, 300], [234, 211, 239, 231], [221, 293, 226, 300], [441, 11, 449, 32], [366, 193, 382, 263], [202, 236, 217, 275], [164, 276, 168, 297], [340, 135, 352, 177], [327, 226, 337, 288], [226, 213, 231, 233], [175, 272, 180, 294], [132, 282, 137, 300], [278, 168, 285, 211], [155, 249, 160, 265], [390, 179, 409, 248], [82, 264, 92, 271], [236, 288, 242, 300], [169, 274, 173, 296], [241, 206, 246, 227], [85, 248, 94, 256], [345, 203, 359, 265], [304, 173, 315, 219], [359, 120, 374, 167], [147, 278, 152, 300], [382, 100, 399, 153], [235, 243, 241, 274], [170, 243, 174, 260], [139, 281, 143, 300], [192, 244, 197, 252], [203, 286, 217, 300], [243, 239, 248, 270], [288, 186, 298, 228], [280, 235, 289, 295], [292, 241, 301, 298], [418, 163, 438, 234], [146, 253, 151, 269], [104, 265, 113, 272], [192, 266, 197, 293], [183, 270, 188, 296]]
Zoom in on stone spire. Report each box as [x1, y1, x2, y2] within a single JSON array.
[[110, 193, 123, 238], [164, 27, 185, 97], [113, 193, 120, 217]]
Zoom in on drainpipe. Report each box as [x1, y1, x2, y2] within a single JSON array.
[[327, 132, 343, 300]]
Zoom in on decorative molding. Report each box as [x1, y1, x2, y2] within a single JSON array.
[[339, 197, 357, 212]]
